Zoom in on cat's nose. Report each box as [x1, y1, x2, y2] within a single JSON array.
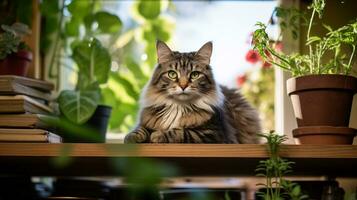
[[180, 84, 188, 91], [179, 80, 188, 91]]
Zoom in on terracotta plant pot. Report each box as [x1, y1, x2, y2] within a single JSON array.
[[0, 50, 33, 76], [287, 74, 357, 127], [293, 126, 356, 145]]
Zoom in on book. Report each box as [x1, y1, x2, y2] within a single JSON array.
[[0, 75, 54, 91], [0, 114, 48, 128], [0, 79, 53, 101], [0, 95, 53, 114], [0, 128, 61, 143]]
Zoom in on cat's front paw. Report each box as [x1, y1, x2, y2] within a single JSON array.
[[124, 132, 147, 143], [150, 131, 168, 143]]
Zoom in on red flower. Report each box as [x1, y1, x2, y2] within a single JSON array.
[[245, 49, 260, 64], [236, 74, 247, 87]]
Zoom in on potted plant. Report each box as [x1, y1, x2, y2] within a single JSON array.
[[58, 38, 111, 142], [0, 22, 32, 76], [39, 0, 125, 142], [40, 39, 113, 143], [56, 38, 112, 143], [252, 0, 357, 144]]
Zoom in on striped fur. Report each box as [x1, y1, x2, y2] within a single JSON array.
[[124, 41, 261, 144]]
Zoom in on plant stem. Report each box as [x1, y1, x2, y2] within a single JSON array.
[[334, 45, 340, 74], [346, 45, 356, 75], [317, 44, 321, 74], [307, 9, 316, 73], [307, 10, 315, 42], [264, 56, 288, 71], [49, 0, 65, 79], [90, 44, 95, 81], [267, 47, 291, 67], [85, 0, 96, 38], [318, 38, 330, 74], [277, 167, 282, 199]]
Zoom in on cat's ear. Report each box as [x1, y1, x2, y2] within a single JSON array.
[[195, 41, 212, 65], [156, 40, 172, 64]]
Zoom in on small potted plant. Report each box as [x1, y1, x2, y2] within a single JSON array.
[[56, 38, 112, 142], [40, 1, 123, 142], [253, 0, 357, 144], [0, 22, 32, 76], [256, 132, 309, 200]]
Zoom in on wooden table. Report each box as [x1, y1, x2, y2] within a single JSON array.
[[0, 143, 356, 177]]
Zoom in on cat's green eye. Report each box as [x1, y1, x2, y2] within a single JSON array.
[[190, 71, 200, 80], [167, 70, 178, 79]]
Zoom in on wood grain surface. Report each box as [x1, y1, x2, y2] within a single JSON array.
[[0, 144, 356, 177]]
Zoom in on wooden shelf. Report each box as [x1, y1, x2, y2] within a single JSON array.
[[0, 143, 356, 177]]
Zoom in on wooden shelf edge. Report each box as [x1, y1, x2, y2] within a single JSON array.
[[0, 143, 356, 177], [0, 143, 356, 159]]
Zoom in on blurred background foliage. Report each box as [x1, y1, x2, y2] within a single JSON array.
[[239, 65, 275, 132], [236, 36, 279, 131], [40, 0, 175, 133]]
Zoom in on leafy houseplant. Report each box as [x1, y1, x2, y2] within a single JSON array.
[[47, 0, 124, 142], [57, 38, 112, 142], [253, 0, 357, 144], [256, 132, 308, 200], [0, 22, 32, 76]]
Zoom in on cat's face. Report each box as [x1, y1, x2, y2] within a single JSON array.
[[149, 41, 217, 103]]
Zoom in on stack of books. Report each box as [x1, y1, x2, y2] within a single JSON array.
[[0, 75, 61, 143]]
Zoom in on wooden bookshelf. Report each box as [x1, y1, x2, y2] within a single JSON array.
[[0, 144, 356, 177]]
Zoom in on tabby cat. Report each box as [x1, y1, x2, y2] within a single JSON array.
[[124, 41, 261, 143]]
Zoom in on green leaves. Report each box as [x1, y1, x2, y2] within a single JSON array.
[[65, 17, 81, 37], [62, 1, 130, 131], [309, 0, 326, 18], [83, 11, 123, 34], [281, 181, 309, 200], [115, 157, 177, 199], [67, 0, 92, 20], [255, 132, 306, 200], [0, 23, 31, 59], [40, 0, 60, 52], [58, 37, 109, 125], [65, 0, 122, 36], [306, 36, 321, 45], [111, 73, 140, 101], [94, 12, 122, 33], [274, 7, 305, 40], [58, 90, 100, 124], [253, 22, 269, 54], [72, 38, 111, 85], [253, 2, 357, 77], [137, 0, 161, 20], [0, 32, 20, 59]]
